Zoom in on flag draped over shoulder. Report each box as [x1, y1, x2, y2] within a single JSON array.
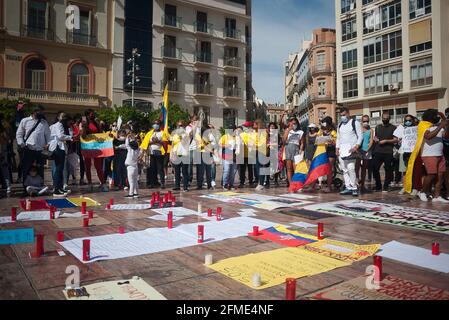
[[404, 120, 433, 193], [80, 133, 114, 158], [304, 144, 332, 186], [289, 160, 309, 192]]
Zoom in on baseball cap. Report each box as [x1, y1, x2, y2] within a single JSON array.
[[243, 121, 253, 128]]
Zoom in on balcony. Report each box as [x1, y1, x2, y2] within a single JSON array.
[[298, 97, 312, 113], [67, 31, 97, 47], [21, 25, 55, 41], [194, 51, 213, 65], [309, 94, 335, 104], [223, 28, 241, 41], [224, 57, 241, 69], [310, 66, 333, 76], [194, 21, 213, 35], [161, 80, 182, 93], [223, 87, 241, 99], [161, 46, 182, 61], [0, 87, 104, 107], [161, 15, 182, 29], [194, 83, 212, 96]]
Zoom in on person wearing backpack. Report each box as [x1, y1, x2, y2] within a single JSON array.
[[336, 107, 363, 196], [372, 112, 398, 193]]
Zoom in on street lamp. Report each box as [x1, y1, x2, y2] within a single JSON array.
[[126, 48, 141, 107]]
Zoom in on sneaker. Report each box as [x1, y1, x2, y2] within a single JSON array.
[[433, 197, 449, 203], [124, 186, 129, 191], [173, 187, 181, 191], [418, 192, 428, 202], [411, 189, 419, 196], [352, 190, 359, 197], [183, 188, 190, 192], [133, 194, 140, 199], [124, 195, 134, 199], [211, 181, 216, 188], [398, 188, 405, 195], [38, 186, 49, 195], [6, 187, 11, 194], [255, 185, 265, 191], [340, 189, 353, 196], [53, 190, 66, 197], [382, 187, 392, 193]]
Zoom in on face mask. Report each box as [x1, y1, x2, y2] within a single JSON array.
[[321, 123, 328, 128], [434, 116, 441, 125], [382, 119, 390, 125], [293, 124, 299, 131], [363, 123, 370, 129], [341, 116, 349, 123], [153, 125, 160, 131], [404, 120, 413, 127]]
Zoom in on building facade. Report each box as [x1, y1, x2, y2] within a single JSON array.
[[0, 0, 113, 116], [336, 0, 449, 125], [266, 103, 285, 124], [112, 0, 253, 129]]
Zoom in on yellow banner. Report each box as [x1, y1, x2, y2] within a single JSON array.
[[208, 247, 350, 290], [68, 197, 100, 207]]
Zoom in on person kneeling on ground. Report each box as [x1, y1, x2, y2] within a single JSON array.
[[24, 165, 49, 196]]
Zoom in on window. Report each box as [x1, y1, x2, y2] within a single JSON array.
[[224, 47, 239, 67], [316, 53, 326, 70], [341, 0, 356, 14], [409, 19, 432, 54], [27, 0, 49, 39], [225, 18, 237, 38], [318, 80, 326, 96], [411, 57, 432, 87], [342, 44, 357, 70], [364, 64, 403, 95], [196, 41, 212, 63], [70, 9, 93, 45], [164, 4, 178, 27], [194, 106, 211, 125], [163, 35, 178, 58], [362, 0, 374, 5], [164, 68, 179, 91], [194, 72, 211, 94], [363, 31, 402, 65], [223, 109, 237, 128], [409, 0, 431, 20], [363, 0, 401, 34], [196, 11, 208, 33], [25, 59, 46, 90], [224, 76, 239, 96], [342, 17, 357, 42], [70, 64, 89, 94], [343, 74, 358, 99]]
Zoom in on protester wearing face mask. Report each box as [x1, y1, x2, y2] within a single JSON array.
[[336, 107, 363, 196], [319, 117, 337, 193], [171, 121, 190, 191], [186, 115, 201, 187], [113, 129, 129, 191], [282, 117, 305, 186], [357, 115, 374, 193], [238, 121, 256, 188], [444, 108, 449, 200], [420, 109, 449, 203], [305, 124, 319, 165], [16, 105, 51, 193], [372, 112, 398, 193], [147, 120, 166, 189], [49, 112, 73, 197]]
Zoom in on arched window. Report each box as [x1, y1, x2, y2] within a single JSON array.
[[70, 64, 89, 94], [25, 59, 46, 90]]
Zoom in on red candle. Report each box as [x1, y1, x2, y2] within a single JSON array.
[[11, 207, 17, 222], [118, 227, 125, 234], [253, 226, 260, 236], [81, 202, 87, 215], [317, 223, 324, 240], [34, 234, 44, 258], [159, 201, 164, 209], [82, 239, 90, 261], [168, 212, 173, 229], [150, 200, 155, 208], [57, 231, 64, 242], [207, 209, 213, 217], [156, 192, 160, 202], [286, 278, 296, 300], [168, 191, 172, 201], [106, 204, 111, 210], [88, 210, 94, 219], [109, 199, 114, 205], [432, 242, 440, 256], [198, 225, 204, 244], [83, 218, 89, 228], [216, 210, 222, 221], [373, 256, 383, 283], [151, 193, 156, 202], [171, 200, 176, 208]]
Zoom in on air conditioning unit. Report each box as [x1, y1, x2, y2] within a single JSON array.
[[389, 83, 400, 92]]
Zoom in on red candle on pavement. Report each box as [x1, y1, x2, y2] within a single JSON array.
[[156, 192, 160, 202], [216, 207, 222, 221], [171, 198, 176, 207], [432, 242, 440, 256], [168, 212, 173, 229], [88, 210, 94, 219], [207, 209, 213, 217], [168, 191, 172, 201], [109, 199, 114, 205], [286, 278, 296, 300], [11, 207, 17, 222], [118, 226, 125, 234], [57, 231, 64, 242], [82, 239, 90, 262], [198, 225, 204, 244], [253, 226, 260, 236], [81, 202, 87, 215], [34, 234, 44, 258], [373, 256, 383, 283], [151, 193, 156, 202], [317, 223, 324, 240], [106, 204, 111, 210], [159, 201, 164, 209], [150, 199, 155, 208], [83, 218, 89, 228]]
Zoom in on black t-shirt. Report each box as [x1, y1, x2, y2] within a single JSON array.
[[374, 124, 396, 154]]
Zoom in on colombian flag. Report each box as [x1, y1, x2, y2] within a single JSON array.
[[80, 133, 114, 158], [161, 84, 169, 134], [249, 226, 317, 247], [304, 145, 332, 186], [289, 160, 309, 192]]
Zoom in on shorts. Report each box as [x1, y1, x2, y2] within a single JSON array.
[[284, 143, 299, 161], [422, 156, 446, 175]]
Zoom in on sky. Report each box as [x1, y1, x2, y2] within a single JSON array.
[[252, 0, 336, 104]]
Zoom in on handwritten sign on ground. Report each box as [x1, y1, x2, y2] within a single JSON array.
[[60, 217, 279, 263], [0, 228, 34, 245], [303, 200, 449, 235], [63, 277, 166, 300], [250, 226, 317, 247], [308, 275, 449, 300], [302, 239, 380, 263]]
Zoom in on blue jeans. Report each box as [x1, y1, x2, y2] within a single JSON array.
[[223, 162, 237, 188], [52, 147, 66, 191]]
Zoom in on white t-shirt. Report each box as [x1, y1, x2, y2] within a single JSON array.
[[422, 126, 445, 157], [287, 130, 304, 145]]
